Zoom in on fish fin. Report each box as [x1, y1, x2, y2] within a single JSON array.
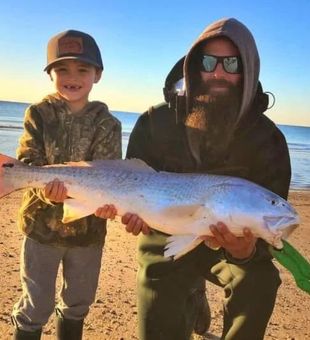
[[90, 158, 155, 172], [0, 153, 22, 198], [61, 158, 156, 172], [164, 234, 204, 259], [43, 161, 92, 168], [62, 199, 95, 223], [120, 158, 156, 172]]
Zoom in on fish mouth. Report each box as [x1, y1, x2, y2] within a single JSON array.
[[270, 223, 299, 249], [264, 217, 299, 249], [263, 215, 300, 231]]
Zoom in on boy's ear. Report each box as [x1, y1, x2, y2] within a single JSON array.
[[94, 69, 102, 83]]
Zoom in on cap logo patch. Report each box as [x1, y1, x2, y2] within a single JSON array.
[[58, 37, 83, 55]]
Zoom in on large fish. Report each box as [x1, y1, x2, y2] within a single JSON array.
[[0, 153, 299, 258]]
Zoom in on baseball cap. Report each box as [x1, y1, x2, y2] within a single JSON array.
[[44, 29, 103, 73]]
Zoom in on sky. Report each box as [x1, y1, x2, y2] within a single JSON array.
[[0, 0, 309, 126]]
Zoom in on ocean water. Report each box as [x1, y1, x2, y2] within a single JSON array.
[[0, 100, 309, 190], [0, 100, 137, 160]]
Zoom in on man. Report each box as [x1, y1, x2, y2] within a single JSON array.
[[123, 18, 291, 340]]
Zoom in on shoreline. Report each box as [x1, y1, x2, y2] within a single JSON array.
[[0, 190, 309, 339]]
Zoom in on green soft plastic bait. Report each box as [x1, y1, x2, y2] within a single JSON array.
[[269, 240, 310, 294]]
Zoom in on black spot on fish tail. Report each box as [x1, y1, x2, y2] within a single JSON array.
[[2, 163, 14, 168]]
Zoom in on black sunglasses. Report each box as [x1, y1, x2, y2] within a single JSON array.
[[201, 54, 243, 74]]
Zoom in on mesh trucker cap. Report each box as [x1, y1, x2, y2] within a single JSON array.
[[44, 30, 103, 73]]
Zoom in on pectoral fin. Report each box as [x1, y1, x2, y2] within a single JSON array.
[[62, 199, 95, 223], [164, 234, 204, 259]]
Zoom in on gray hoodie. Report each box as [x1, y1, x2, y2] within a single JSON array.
[[184, 17, 260, 127]]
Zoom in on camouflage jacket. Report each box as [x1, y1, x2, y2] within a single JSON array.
[[17, 94, 122, 247]]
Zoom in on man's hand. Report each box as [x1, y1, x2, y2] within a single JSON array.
[[95, 204, 117, 220], [121, 213, 150, 236], [44, 179, 68, 203], [202, 222, 257, 260]]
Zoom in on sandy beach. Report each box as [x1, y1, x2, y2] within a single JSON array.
[[0, 190, 309, 340]]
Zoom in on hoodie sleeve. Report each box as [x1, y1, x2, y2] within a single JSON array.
[[244, 127, 291, 263], [126, 112, 153, 163], [251, 128, 291, 200]]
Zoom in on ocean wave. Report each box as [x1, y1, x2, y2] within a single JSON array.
[[122, 131, 131, 137], [290, 183, 310, 191], [0, 125, 23, 130], [287, 142, 310, 151], [0, 124, 23, 130]]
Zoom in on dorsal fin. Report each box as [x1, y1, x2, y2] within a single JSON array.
[[119, 158, 156, 172], [53, 158, 156, 173]]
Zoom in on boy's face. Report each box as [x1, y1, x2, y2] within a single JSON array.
[[49, 59, 102, 112]]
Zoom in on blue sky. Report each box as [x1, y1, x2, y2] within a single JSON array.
[[0, 0, 309, 126]]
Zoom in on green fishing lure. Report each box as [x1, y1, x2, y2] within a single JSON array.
[[269, 240, 310, 294]]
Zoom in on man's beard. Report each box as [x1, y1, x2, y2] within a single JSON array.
[[185, 80, 242, 166]]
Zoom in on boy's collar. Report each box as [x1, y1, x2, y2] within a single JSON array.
[[44, 93, 106, 115]]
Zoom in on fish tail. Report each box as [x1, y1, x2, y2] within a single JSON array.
[[0, 153, 20, 198]]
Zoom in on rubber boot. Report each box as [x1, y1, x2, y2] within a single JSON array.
[[55, 315, 84, 340], [12, 328, 42, 340]]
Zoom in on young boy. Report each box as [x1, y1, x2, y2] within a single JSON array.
[[11, 30, 121, 340]]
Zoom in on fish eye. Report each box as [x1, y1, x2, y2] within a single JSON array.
[[271, 200, 276, 205]]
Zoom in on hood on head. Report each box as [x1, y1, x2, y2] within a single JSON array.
[[183, 18, 260, 127]]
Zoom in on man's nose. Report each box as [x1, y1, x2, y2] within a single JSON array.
[[213, 63, 226, 78]]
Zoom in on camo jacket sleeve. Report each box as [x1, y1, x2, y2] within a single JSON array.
[[17, 105, 54, 205], [17, 105, 47, 165]]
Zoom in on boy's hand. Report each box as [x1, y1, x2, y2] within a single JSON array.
[[44, 179, 68, 203], [121, 213, 150, 236], [95, 204, 117, 220], [201, 222, 257, 260]]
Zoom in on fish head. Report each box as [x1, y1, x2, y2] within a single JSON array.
[[262, 194, 299, 234], [264, 192, 300, 231], [251, 188, 300, 238], [210, 180, 300, 243]]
